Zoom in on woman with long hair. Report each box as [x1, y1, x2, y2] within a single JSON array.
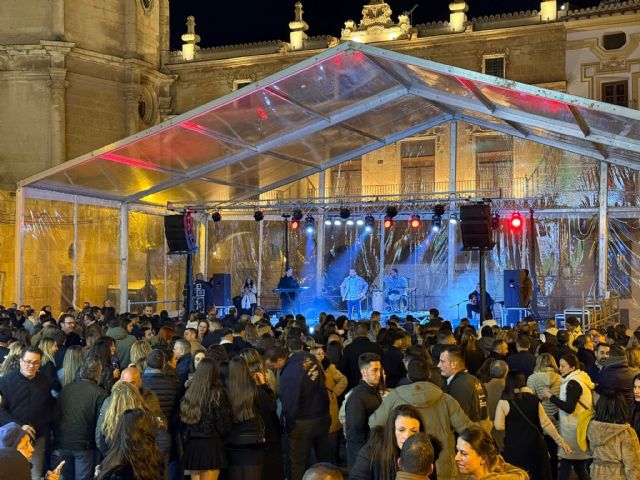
[[38, 337, 61, 393], [541, 353, 594, 480], [494, 371, 569, 480], [155, 326, 176, 349], [96, 381, 148, 456], [197, 320, 210, 341], [0, 342, 24, 377], [179, 358, 231, 480], [89, 337, 120, 393], [241, 278, 258, 316], [350, 404, 425, 480], [58, 344, 84, 387], [129, 339, 151, 372], [97, 408, 165, 480], [586, 391, 640, 479], [239, 349, 282, 480], [526, 352, 563, 479], [632, 373, 640, 438], [455, 425, 529, 479], [225, 356, 266, 480], [460, 330, 486, 376]]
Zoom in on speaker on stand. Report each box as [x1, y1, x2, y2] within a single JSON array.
[[164, 214, 198, 322]]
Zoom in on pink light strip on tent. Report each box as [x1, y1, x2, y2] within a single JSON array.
[[100, 152, 171, 173]]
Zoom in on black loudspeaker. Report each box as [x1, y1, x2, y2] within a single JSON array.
[[504, 269, 526, 308], [211, 273, 232, 306], [460, 204, 493, 250], [164, 215, 197, 254]]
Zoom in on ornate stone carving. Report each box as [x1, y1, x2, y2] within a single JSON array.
[[600, 57, 626, 71]]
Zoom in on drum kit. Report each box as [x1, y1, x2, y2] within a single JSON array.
[[371, 286, 417, 313]]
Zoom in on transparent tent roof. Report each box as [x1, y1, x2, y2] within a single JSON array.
[[20, 42, 640, 206]]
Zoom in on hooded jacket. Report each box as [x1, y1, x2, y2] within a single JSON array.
[[587, 420, 640, 480], [527, 368, 562, 421], [369, 381, 472, 480], [595, 356, 639, 406], [105, 326, 136, 367]]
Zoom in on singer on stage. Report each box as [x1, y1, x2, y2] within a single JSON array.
[[340, 268, 368, 320], [277, 267, 299, 314]]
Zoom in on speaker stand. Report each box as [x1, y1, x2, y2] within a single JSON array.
[[182, 253, 194, 323]]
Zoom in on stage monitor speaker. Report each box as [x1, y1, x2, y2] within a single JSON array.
[[460, 204, 493, 250], [211, 273, 232, 306], [164, 215, 197, 254], [504, 269, 526, 308]]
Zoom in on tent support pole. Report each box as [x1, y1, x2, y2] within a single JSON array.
[[14, 188, 25, 306], [119, 203, 129, 313], [448, 121, 458, 299], [598, 161, 608, 298]]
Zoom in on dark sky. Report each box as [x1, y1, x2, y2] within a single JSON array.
[[169, 0, 601, 49]]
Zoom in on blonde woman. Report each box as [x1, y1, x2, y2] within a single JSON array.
[[95, 381, 147, 456], [58, 345, 84, 387], [0, 342, 24, 377], [38, 337, 61, 393], [129, 340, 152, 372]]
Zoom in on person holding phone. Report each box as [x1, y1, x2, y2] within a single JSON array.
[[0, 421, 64, 479]]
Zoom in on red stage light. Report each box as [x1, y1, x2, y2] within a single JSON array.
[[384, 216, 393, 229], [410, 214, 421, 229], [510, 212, 522, 230], [291, 219, 300, 230], [256, 108, 269, 121]]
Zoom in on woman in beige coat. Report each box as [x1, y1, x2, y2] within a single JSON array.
[[310, 341, 347, 464], [587, 391, 640, 480]]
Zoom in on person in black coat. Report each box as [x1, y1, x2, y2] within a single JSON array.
[[52, 358, 108, 480], [596, 345, 640, 406], [345, 353, 383, 468], [141, 350, 180, 421], [173, 338, 192, 387], [506, 335, 536, 378], [381, 330, 406, 389], [0, 347, 54, 480], [339, 323, 384, 391]]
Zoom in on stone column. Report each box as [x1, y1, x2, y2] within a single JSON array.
[[48, 67, 68, 167]]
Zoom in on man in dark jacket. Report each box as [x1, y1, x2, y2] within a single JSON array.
[[0, 346, 54, 480], [53, 357, 107, 480], [141, 349, 180, 421], [173, 338, 191, 387], [438, 345, 490, 429], [279, 350, 331, 480], [596, 345, 639, 405], [587, 342, 610, 383], [506, 335, 536, 377], [382, 330, 407, 388], [339, 322, 383, 391], [345, 353, 382, 467], [555, 330, 575, 364]]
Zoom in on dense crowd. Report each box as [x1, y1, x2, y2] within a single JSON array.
[[0, 301, 639, 480]]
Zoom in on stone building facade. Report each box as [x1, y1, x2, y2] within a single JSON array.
[[1, 0, 640, 318]]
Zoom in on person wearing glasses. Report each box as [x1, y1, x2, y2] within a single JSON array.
[[0, 346, 55, 480]]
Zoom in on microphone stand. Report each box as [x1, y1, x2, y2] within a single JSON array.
[[448, 298, 468, 322]]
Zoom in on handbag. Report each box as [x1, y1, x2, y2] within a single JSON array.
[[228, 414, 266, 446], [576, 398, 594, 451]]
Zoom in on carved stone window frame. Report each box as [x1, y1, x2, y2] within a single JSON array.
[[481, 52, 507, 79]]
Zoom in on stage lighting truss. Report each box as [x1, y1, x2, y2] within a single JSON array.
[[211, 211, 222, 222], [304, 215, 315, 234], [253, 211, 264, 221], [339, 207, 351, 219], [410, 214, 421, 229], [385, 205, 399, 219]]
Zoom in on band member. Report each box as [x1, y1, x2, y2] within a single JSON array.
[[466, 283, 494, 320], [340, 268, 368, 320], [277, 267, 299, 315], [383, 268, 408, 312], [240, 277, 258, 315]]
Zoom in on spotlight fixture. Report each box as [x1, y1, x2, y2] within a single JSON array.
[[491, 212, 501, 230], [356, 218, 364, 226], [385, 205, 398, 219], [510, 212, 522, 230], [324, 218, 332, 226], [291, 218, 300, 230], [253, 211, 264, 222], [431, 215, 442, 232], [334, 218, 342, 226], [305, 215, 315, 234], [449, 213, 458, 225], [433, 204, 446, 217], [212, 211, 222, 222], [292, 208, 303, 221], [364, 214, 375, 232], [384, 216, 394, 229], [346, 219, 355, 226], [339, 207, 351, 219], [410, 214, 421, 229]]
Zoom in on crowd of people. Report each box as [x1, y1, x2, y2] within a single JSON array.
[[0, 301, 639, 480]]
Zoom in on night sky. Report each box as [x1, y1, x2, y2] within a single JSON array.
[[169, 0, 602, 49]]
